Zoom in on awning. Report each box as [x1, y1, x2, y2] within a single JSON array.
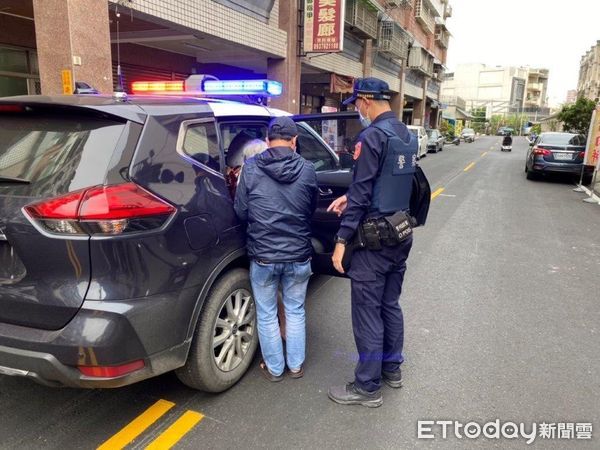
[[455, 107, 474, 120]]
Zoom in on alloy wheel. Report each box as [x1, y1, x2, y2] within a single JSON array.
[[212, 289, 256, 372]]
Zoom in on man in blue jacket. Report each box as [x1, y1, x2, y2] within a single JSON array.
[[234, 116, 318, 381]]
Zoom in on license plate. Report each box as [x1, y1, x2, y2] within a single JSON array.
[[554, 153, 572, 161]]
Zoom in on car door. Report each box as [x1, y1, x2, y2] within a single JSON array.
[[292, 112, 361, 277]]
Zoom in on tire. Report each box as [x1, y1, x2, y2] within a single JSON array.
[[176, 268, 258, 392], [526, 169, 538, 180]]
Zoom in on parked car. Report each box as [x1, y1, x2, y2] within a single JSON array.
[[460, 128, 476, 143], [407, 125, 428, 159], [497, 126, 514, 136], [525, 132, 594, 183], [426, 128, 444, 153], [0, 79, 355, 392]]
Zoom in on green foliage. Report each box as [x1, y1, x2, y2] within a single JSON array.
[[489, 115, 503, 134], [470, 107, 486, 134], [439, 120, 450, 134], [531, 124, 542, 135], [557, 97, 597, 135]]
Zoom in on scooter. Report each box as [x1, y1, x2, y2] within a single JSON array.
[[501, 135, 512, 152], [445, 135, 460, 146]]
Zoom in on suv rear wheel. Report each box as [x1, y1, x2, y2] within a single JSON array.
[[176, 268, 258, 392]]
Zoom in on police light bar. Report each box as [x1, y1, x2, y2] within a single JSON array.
[[130, 76, 282, 97], [131, 80, 184, 94], [202, 80, 283, 97]]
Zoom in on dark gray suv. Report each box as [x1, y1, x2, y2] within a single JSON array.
[[0, 95, 355, 392]]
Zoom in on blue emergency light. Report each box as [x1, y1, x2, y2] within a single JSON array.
[[202, 79, 283, 97]]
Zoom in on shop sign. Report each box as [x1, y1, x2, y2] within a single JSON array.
[[304, 0, 345, 53]]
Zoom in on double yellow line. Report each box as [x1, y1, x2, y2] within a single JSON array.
[[98, 400, 203, 450]]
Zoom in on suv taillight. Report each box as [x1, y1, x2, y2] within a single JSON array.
[[24, 183, 176, 236]]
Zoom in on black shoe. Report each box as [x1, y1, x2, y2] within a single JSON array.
[[382, 369, 403, 389], [328, 382, 383, 408]]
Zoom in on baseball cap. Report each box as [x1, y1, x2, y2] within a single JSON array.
[[268, 116, 298, 139], [343, 77, 393, 105]]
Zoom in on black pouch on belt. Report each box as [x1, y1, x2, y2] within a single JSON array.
[[383, 211, 414, 245]]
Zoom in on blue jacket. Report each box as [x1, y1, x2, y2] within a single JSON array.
[[234, 146, 318, 262]]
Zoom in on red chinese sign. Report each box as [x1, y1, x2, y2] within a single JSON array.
[[304, 0, 345, 53], [584, 106, 600, 167]]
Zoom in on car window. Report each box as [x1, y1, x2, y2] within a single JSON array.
[[0, 113, 125, 189], [296, 124, 337, 172], [541, 133, 584, 146], [180, 120, 221, 172], [427, 130, 438, 139], [409, 129, 418, 136], [219, 122, 268, 168]]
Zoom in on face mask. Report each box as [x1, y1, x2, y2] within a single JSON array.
[[358, 101, 371, 128]]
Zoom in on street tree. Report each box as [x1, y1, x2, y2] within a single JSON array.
[[557, 97, 598, 135]]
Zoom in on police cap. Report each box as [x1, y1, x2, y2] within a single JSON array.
[[343, 77, 393, 105]]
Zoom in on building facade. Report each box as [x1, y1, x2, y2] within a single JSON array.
[[441, 63, 550, 122], [566, 89, 578, 104], [577, 41, 600, 102], [0, 0, 452, 128]]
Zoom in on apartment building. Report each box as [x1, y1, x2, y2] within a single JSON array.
[[441, 63, 550, 121], [577, 41, 600, 102], [0, 0, 451, 126]]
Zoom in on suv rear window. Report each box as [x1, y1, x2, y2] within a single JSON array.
[[0, 113, 126, 190], [540, 133, 585, 146]]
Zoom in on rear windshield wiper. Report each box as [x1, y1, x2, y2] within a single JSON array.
[[0, 176, 30, 184]]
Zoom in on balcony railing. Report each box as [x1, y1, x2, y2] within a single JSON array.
[[415, 0, 436, 34], [345, 0, 378, 39], [378, 21, 411, 60]]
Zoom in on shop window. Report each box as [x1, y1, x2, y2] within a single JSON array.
[[0, 47, 28, 73]]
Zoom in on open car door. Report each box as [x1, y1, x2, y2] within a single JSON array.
[[292, 112, 361, 277]]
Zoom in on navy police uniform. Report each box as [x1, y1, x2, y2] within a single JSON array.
[[336, 78, 418, 394]]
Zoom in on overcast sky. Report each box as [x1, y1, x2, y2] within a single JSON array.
[[445, 0, 600, 107]]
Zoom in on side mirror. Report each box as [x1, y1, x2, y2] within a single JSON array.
[[339, 152, 354, 170]]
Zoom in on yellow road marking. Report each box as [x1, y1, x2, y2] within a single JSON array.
[[431, 187, 445, 200], [97, 400, 175, 450], [481, 151, 488, 157], [464, 162, 475, 172], [145, 411, 204, 450]]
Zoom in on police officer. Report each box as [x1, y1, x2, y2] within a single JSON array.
[[327, 78, 418, 408]]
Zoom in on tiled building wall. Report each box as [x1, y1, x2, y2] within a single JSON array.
[[304, 53, 364, 79], [108, 0, 287, 58]]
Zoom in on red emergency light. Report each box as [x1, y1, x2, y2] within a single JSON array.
[[131, 80, 185, 94]]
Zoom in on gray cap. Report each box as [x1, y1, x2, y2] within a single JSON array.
[[268, 116, 298, 139]]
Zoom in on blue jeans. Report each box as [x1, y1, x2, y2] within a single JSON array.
[[250, 259, 312, 376]]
